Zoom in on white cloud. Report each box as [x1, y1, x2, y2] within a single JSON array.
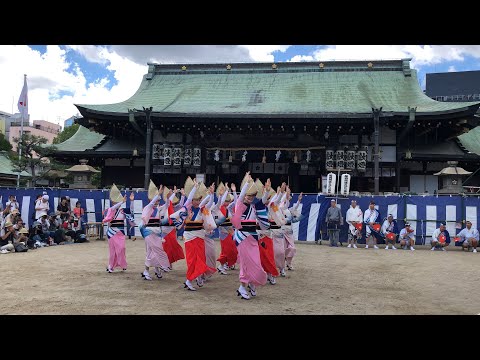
[[448, 65, 457, 72], [288, 55, 315, 62], [240, 45, 290, 62]]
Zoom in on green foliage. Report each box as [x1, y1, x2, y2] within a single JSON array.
[[0, 132, 12, 152], [91, 172, 102, 188], [53, 123, 79, 144]]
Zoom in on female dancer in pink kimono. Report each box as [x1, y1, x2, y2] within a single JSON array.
[[231, 172, 270, 300], [140, 181, 172, 281], [102, 184, 136, 273]]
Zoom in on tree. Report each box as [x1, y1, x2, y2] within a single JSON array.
[[0, 132, 12, 152], [53, 123, 79, 144], [10, 133, 57, 184]]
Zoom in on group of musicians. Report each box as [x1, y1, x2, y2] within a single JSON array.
[[325, 199, 479, 252]]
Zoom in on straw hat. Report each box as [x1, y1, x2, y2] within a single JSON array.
[[110, 184, 124, 203], [3, 221, 13, 228], [19, 228, 29, 234], [148, 180, 159, 201], [163, 186, 179, 204], [184, 176, 207, 200], [266, 188, 276, 201], [241, 174, 258, 196], [255, 179, 264, 199], [216, 182, 226, 197]]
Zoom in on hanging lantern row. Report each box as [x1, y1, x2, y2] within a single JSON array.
[[210, 149, 318, 163], [326, 146, 368, 171], [152, 143, 201, 167]]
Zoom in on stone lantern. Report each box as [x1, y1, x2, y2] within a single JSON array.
[[65, 159, 100, 189], [434, 161, 472, 194]]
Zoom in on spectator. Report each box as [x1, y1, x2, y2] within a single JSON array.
[[6, 195, 20, 212], [57, 197, 70, 221], [35, 194, 50, 220], [73, 201, 85, 231], [0, 221, 17, 253], [16, 227, 29, 246], [431, 223, 450, 251], [64, 214, 86, 242], [31, 194, 42, 222], [30, 221, 47, 247], [325, 199, 343, 247], [457, 220, 479, 253], [13, 218, 24, 232], [399, 222, 415, 251], [39, 214, 55, 245]]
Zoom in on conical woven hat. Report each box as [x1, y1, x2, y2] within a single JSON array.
[[195, 182, 207, 200], [163, 186, 179, 204], [148, 180, 158, 201], [225, 193, 234, 202], [184, 176, 194, 198], [241, 173, 249, 189], [110, 184, 123, 203], [255, 179, 264, 199], [267, 188, 276, 200], [241, 177, 258, 196], [216, 182, 226, 197]]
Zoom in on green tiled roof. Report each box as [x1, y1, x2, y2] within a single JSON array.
[[0, 152, 31, 177], [53, 125, 105, 152], [76, 60, 480, 116], [458, 126, 480, 155]]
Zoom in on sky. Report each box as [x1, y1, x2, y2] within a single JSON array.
[[1, 45, 480, 128]]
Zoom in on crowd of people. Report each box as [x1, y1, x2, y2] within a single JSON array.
[[0, 193, 88, 254], [102, 173, 303, 300]]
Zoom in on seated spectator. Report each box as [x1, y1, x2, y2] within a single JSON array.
[[30, 221, 48, 247], [73, 201, 86, 232], [63, 214, 86, 242], [1, 221, 17, 253], [15, 227, 29, 246], [431, 223, 450, 251], [457, 221, 479, 253], [399, 222, 415, 251], [13, 217, 24, 232], [39, 214, 55, 245], [381, 214, 399, 250]]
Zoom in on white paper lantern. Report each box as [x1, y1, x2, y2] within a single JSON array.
[[325, 150, 334, 170], [193, 147, 201, 167], [173, 146, 182, 167], [163, 145, 172, 166], [346, 150, 356, 169], [340, 173, 351, 195], [184, 146, 192, 166], [326, 172, 336, 195]]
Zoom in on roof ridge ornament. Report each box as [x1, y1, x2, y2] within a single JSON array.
[[181, 65, 187, 71]]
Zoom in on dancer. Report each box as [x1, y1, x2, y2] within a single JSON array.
[[139, 181, 171, 281], [231, 172, 270, 300], [431, 223, 450, 251], [170, 178, 215, 291], [381, 214, 399, 250], [270, 185, 287, 277], [212, 182, 238, 275], [281, 187, 302, 270], [346, 200, 363, 248], [457, 220, 479, 253], [202, 183, 219, 280], [399, 222, 415, 251], [257, 179, 279, 285], [160, 185, 185, 269], [102, 184, 136, 273]]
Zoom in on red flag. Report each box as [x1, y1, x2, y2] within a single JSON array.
[[372, 223, 381, 232], [167, 202, 174, 225], [439, 234, 446, 244], [454, 236, 461, 242], [17, 75, 28, 120], [386, 232, 396, 241], [354, 223, 363, 232]]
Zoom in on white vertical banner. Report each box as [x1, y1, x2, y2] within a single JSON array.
[[307, 203, 321, 241], [54, 197, 59, 215], [406, 204, 417, 236], [340, 174, 351, 196], [466, 206, 477, 229], [134, 199, 143, 236], [326, 173, 336, 195], [85, 199, 96, 223], [21, 196, 30, 228], [446, 205, 456, 237], [426, 205, 436, 236], [387, 204, 398, 220], [292, 203, 303, 241]]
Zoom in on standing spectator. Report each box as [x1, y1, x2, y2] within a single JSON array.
[[457, 221, 479, 253], [431, 223, 450, 251], [57, 197, 70, 221], [0, 221, 17, 253], [346, 200, 363, 249], [6, 195, 20, 212], [73, 201, 86, 232], [35, 193, 50, 220], [325, 199, 343, 247], [399, 223, 415, 251], [31, 194, 42, 222]]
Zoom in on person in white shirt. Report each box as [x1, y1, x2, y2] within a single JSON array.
[[6, 195, 20, 212], [457, 221, 479, 253], [431, 223, 450, 251], [399, 223, 415, 251], [345, 200, 362, 248], [35, 194, 50, 220], [363, 201, 381, 249], [381, 214, 399, 250]]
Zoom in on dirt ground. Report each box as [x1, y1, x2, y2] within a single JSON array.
[[1, 238, 480, 315]]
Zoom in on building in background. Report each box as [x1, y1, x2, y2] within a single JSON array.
[[63, 115, 76, 128], [50, 60, 480, 193], [9, 119, 61, 152], [0, 110, 29, 140]]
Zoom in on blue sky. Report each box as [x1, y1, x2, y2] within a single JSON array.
[[1, 45, 480, 126]]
